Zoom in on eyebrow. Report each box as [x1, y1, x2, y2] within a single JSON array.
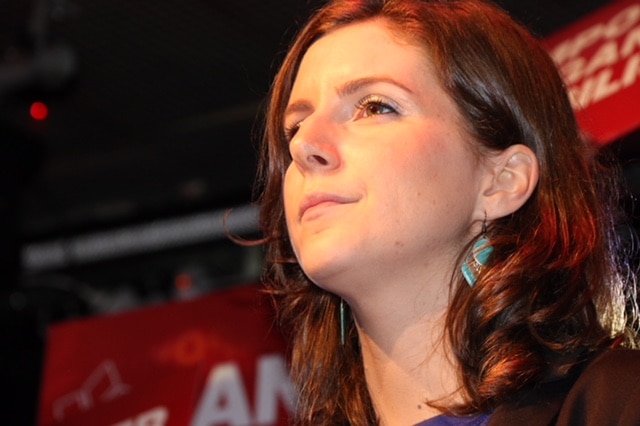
[[336, 76, 413, 98], [284, 75, 413, 120]]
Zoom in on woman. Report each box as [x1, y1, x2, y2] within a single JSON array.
[[256, 0, 640, 424]]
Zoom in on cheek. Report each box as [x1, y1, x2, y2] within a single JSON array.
[[389, 144, 472, 209], [283, 167, 300, 227], [388, 143, 443, 187]]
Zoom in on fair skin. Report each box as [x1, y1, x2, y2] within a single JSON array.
[[283, 19, 538, 425]]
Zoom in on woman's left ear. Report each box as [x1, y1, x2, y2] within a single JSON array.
[[481, 144, 539, 219]]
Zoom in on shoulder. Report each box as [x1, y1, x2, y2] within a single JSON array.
[[489, 348, 640, 426], [556, 348, 640, 425], [574, 347, 640, 384]]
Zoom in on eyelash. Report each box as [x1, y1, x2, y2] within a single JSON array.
[[355, 95, 399, 118], [284, 122, 300, 142], [283, 95, 399, 142]]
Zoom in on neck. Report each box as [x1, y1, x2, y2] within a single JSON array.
[[349, 282, 461, 426]]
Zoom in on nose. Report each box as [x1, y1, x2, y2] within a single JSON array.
[[289, 115, 340, 173]]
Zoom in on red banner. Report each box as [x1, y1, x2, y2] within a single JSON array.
[[38, 284, 293, 426], [545, 0, 640, 145]]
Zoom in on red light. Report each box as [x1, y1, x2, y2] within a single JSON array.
[[174, 273, 193, 292], [30, 102, 49, 120]]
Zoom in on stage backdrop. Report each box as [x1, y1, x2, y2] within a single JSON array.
[[544, 0, 640, 145], [38, 284, 293, 426]]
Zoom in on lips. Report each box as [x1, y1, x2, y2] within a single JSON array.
[[299, 192, 356, 220]]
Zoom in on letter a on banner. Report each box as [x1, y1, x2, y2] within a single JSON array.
[[191, 355, 295, 426], [191, 363, 252, 426], [254, 355, 295, 424]]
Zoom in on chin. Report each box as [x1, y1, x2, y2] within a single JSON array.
[[299, 256, 343, 288], [302, 263, 365, 302], [294, 235, 363, 288]]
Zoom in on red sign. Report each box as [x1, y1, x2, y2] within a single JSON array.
[[38, 284, 293, 426], [545, 0, 640, 144]]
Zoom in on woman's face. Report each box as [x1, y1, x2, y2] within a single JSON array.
[[283, 19, 491, 298]]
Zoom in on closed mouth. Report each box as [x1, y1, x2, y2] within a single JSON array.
[[299, 192, 356, 220]]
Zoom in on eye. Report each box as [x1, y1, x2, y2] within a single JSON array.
[[356, 95, 398, 118], [283, 121, 301, 142]]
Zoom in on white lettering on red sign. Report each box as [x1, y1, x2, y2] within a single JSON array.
[[547, 4, 640, 110], [191, 354, 295, 426], [111, 406, 169, 426], [551, 5, 640, 63], [568, 52, 640, 108], [52, 359, 131, 421]]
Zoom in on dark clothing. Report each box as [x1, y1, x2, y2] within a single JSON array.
[[416, 348, 640, 426], [489, 348, 640, 425]]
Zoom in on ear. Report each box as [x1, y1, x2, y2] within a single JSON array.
[[481, 144, 539, 220]]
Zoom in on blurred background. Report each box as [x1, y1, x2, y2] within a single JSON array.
[[1, 0, 638, 424]]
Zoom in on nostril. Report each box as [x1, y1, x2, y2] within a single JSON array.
[[311, 154, 329, 166]]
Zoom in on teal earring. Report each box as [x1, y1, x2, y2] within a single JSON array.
[[461, 220, 493, 287]]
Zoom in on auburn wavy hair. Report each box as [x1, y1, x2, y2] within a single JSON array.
[[254, 0, 639, 424]]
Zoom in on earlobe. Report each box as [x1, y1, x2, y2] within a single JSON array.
[[482, 144, 539, 219]]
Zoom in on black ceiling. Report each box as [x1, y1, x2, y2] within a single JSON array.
[[0, 0, 620, 242]]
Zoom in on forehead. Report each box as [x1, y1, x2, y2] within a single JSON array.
[[291, 19, 435, 96]]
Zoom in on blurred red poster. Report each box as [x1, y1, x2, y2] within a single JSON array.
[[38, 284, 294, 426], [545, 0, 640, 144]]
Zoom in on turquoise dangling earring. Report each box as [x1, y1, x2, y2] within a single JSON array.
[[340, 299, 346, 345], [461, 218, 493, 287]]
